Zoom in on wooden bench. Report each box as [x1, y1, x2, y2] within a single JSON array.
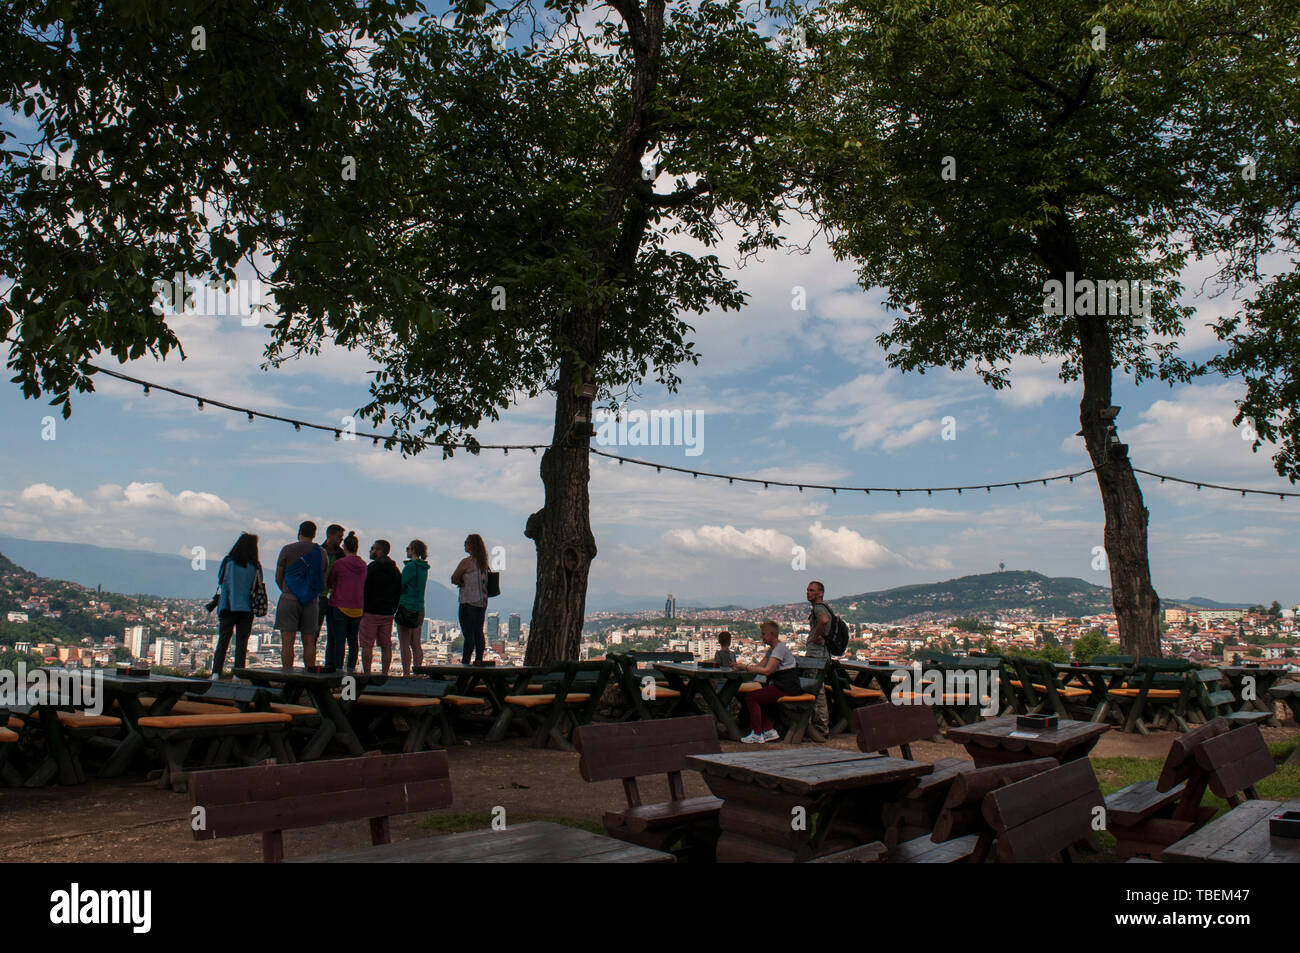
[[189, 749, 453, 861], [983, 757, 1106, 862], [889, 758, 1058, 863], [608, 651, 691, 721], [1197, 722, 1275, 806], [1009, 657, 1094, 719], [499, 660, 612, 749], [138, 711, 294, 792], [1104, 717, 1227, 860], [854, 703, 973, 846], [20, 706, 123, 787], [1106, 658, 1195, 734], [573, 715, 723, 861], [776, 655, 832, 743], [1194, 668, 1273, 729], [823, 660, 887, 735], [344, 678, 451, 753]]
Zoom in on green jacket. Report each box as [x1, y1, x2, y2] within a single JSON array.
[[399, 558, 429, 613]]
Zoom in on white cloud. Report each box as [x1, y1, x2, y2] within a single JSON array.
[[807, 521, 903, 569], [665, 524, 796, 560], [19, 483, 90, 513]]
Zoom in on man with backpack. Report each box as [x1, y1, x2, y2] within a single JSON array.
[[805, 580, 842, 741], [274, 521, 327, 669]]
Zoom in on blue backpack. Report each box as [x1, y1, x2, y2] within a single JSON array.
[[283, 546, 324, 604]]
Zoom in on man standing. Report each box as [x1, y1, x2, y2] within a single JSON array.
[[359, 539, 402, 674], [274, 521, 326, 668], [805, 580, 832, 741], [316, 523, 345, 668]]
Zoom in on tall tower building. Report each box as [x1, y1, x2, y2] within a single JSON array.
[[126, 625, 150, 659], [487, 612, 500, 640], [508, 613, 521, 642], [665, 594, 676, 619]]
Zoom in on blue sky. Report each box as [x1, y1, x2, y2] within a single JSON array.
[[3, 7, 1297, 613], [2, 210, 1296, 610]]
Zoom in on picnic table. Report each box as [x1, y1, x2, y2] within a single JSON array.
[[1272, 683, 1300, 732], [686, 748, 932, 861], [1053, 663, 1130, 720], [414, 664, 545, 741], [838, 660, 908, 698], [653, 663, 756, 741], [232, 667, 386, 759], [42, 668, 212, 779], [1163, 797, 1300, 863], [945, 715, 1109, 768], [290, 820, 675, 863], [10, 685, 120, 786], [1220, 666, 1282, 718]]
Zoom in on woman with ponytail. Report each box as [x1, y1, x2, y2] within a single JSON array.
[[451, 534, 491, 665]]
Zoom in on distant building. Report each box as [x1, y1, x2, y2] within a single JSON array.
[[1164, 608, 1187, 623], [151, 639, 180, 667], [126, 625, 150, 659], [487, 612, 500, 640], [665, 594, 676, 619], [5, 611, 28, 623], [508, 613, 521, 642]]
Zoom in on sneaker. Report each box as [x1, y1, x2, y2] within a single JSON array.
[[761, 729, 780, 742], [741, 731, 766, 744]]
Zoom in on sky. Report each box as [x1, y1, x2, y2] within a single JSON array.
[[2, 7, 1298, 614], [2, 209, 1296, 612]]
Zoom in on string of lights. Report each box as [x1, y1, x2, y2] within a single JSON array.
[[87, 364, 1300, 500]]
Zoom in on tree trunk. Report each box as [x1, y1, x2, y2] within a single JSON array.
[[523, 0, 666, 664], [1038, 214, 1162, 658], [524, 348, 598, 665]]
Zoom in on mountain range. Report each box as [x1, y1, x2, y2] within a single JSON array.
[[0, 536, 1253, 624]]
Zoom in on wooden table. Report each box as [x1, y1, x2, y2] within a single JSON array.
[[1221, 666, 1282, 716], [838, 660, 908, 698], [43, 668, 212, 779], [653, 663, 756, 741], [233, 668, 386, 759], [1053, 663, 1129, 720], [414, 664, 545, 741], [686, 749, 931, 861], [290, 821, 675, 863], [1164, 797, 1300, 863], [945, 715, 1109, 768]]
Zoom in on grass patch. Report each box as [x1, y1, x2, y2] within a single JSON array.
[[419, 812, 605, 836]]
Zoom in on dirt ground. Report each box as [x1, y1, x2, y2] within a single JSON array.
[[3, 723, 1295, 863]]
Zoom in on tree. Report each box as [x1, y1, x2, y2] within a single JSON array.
[[1072, 628, 1116, 662], [794, 0, 1294, 657], [1, 1, 800, 664]]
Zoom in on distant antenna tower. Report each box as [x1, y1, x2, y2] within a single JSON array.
[[999, 562, 1005, 571]]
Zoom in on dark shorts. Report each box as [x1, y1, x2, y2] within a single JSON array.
[[274, 593, 319, 634]]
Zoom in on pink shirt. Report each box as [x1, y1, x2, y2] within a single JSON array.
[[327, 554, 367, 610]]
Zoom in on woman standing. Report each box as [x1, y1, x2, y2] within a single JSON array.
[[326, 531, 367, 671], [396, 540, 429, 675], [451, 534, 490, 665], [212, 533, 261, 677]]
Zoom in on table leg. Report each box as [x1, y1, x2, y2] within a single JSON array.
[[100, 691, 146, 778], [307, 686, 362, 756], [698, 680, 743, 741], [35, 707, 81, 786]]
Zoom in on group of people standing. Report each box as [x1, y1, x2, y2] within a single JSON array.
[[209, 521, 494, 677]]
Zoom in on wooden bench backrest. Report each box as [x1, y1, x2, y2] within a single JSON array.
[[1156, 716, 1228, 791], [189, 750, 451, 860], [931, 758, 1056, 844], [1194, 669, 1236, 713], [574, 715, 720, 807], [983, 758, 1104, 863], [1196, 723, 1275, 802], [854, 702, 938, 759]]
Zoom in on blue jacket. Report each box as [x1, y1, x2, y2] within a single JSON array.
[[218, 557, 260, 613]]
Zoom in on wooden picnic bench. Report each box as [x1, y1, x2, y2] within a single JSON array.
[[16, 701, 123, 787], [344, 677, 452, 752], [608, 651, 691, 720], [1163, 796, 1300, 863], [653, 662, 756, 741], [889, 758, 1058, 863], [823, 660, 888, 735], [853, 703, 972, 846], [138, 709, 294, 792], [982, 757, 1106, 862], [945, 714, 1108, 768], [1009, 657, 1095, 719], [777, 655, 833, 743], [189, 749, 452, 861], [1105, 658, 1197, 733], [573, 715, 723, 861], [1193, 668, 1273, 729], [496, 660, 612, 749]]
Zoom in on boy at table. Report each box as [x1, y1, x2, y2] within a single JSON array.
[[734, 620, 802, 744], [713, 631, 735, 668]]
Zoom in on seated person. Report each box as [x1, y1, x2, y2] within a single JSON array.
[[734, 620, 802, 744], [713, 631, 736, 668]]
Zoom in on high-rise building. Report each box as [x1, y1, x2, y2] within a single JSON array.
[[487, 612, 500, 639], [665, 594, 676, 619], [508, 613, 521, 642], [150, 639, 179, 667], [126, 625, 150, 659], [422, 618, 434, 643]]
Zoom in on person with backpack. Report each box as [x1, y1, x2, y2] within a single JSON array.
[[325, 531, 367, 672], [395, 539, 430, 675], [359, 539, 402, 675], [804, 580, 838, 741], [274, 521, 327, 669], [211, 533, 261, 677], [451, 534, 490, 665], [315, 522, 346, 662]]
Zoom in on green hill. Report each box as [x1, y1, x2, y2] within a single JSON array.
[[824, 570, 1115, 622]]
